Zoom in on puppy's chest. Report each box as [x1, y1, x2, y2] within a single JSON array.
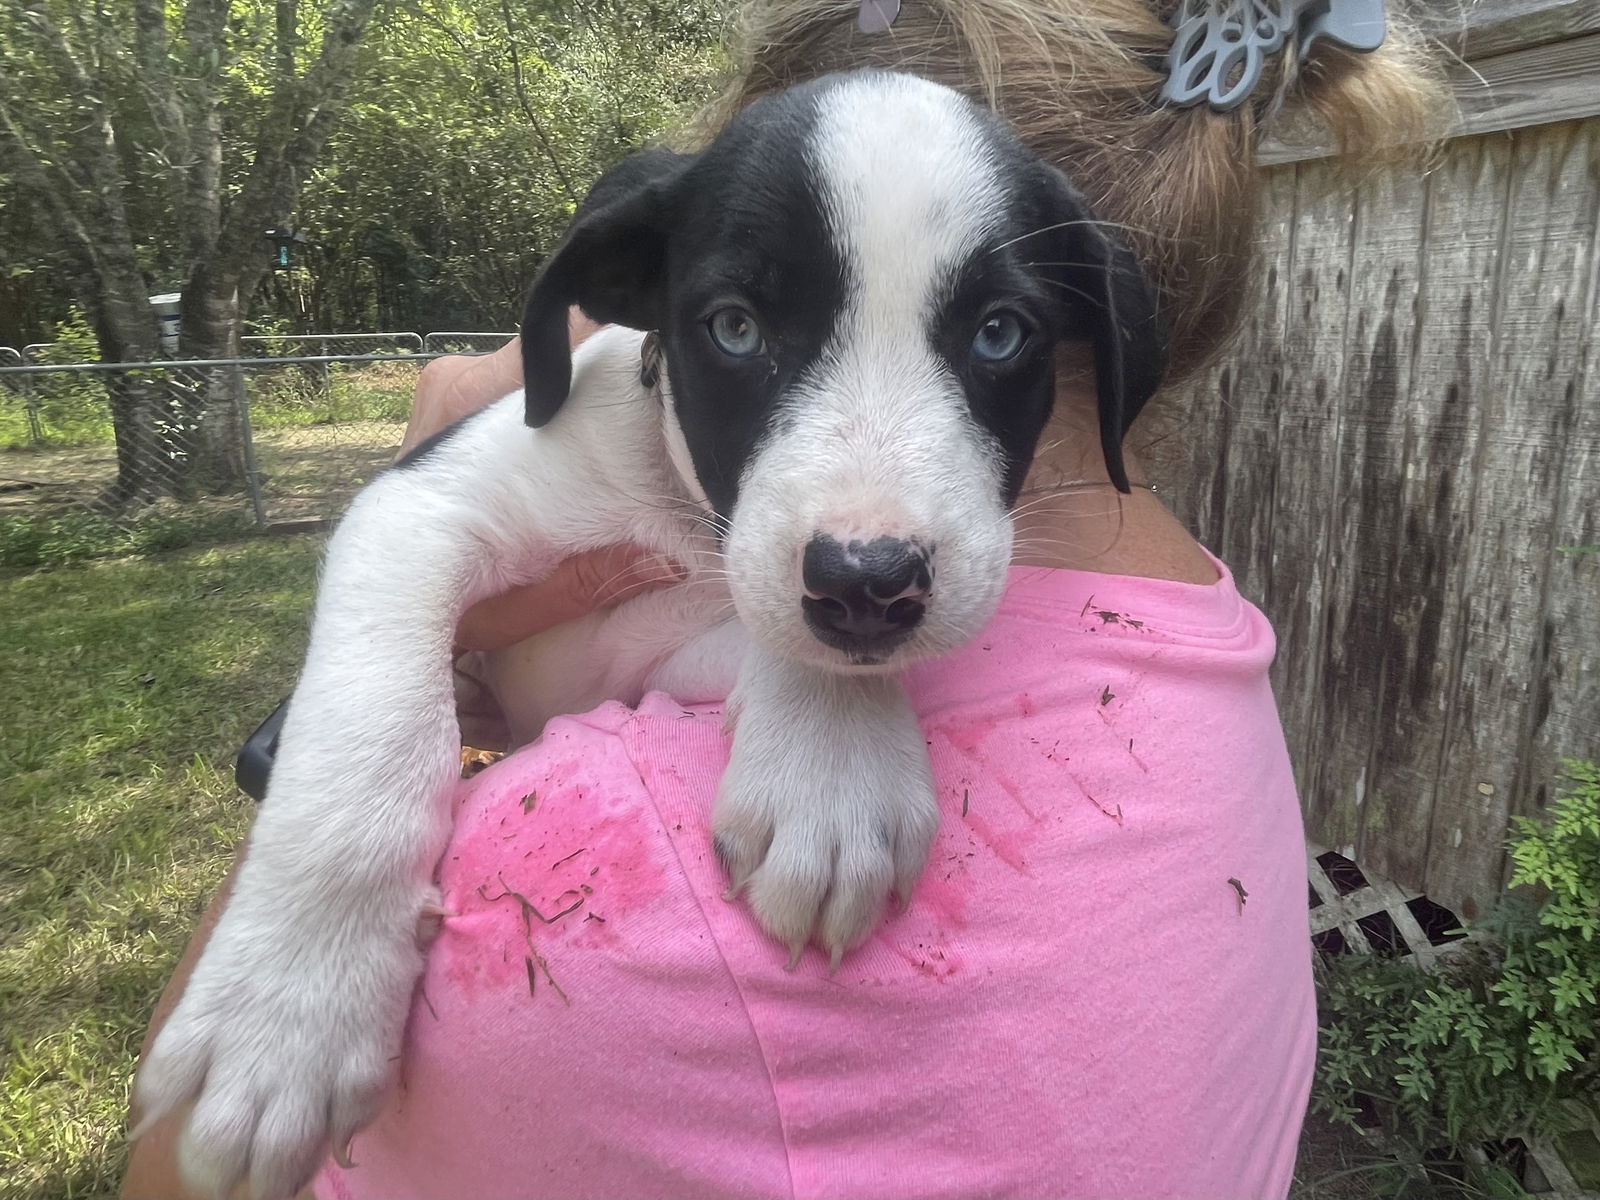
[[477, 573, 747, 748]]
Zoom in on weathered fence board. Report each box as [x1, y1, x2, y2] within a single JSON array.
[[1278, 162, 1374, 852], [1261, 28, 1600, 166], [1173, 117, 1600, 916], [1317, 165, 1434, 897], [1430, 122, 1600, 914], [1519, 120, 1600, 850], [1422, 0, 1600, 61]]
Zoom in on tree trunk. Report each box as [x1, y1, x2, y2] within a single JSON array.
[[103, 373, 202, 506], [90, 280, 202, 507], [175, 269, 249, 496]]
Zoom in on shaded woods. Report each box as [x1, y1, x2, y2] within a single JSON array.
[[1, 0, 725, 346], [1, 0, 724, 497]]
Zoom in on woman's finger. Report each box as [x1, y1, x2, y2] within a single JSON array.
[[454, 544, 687, 652]]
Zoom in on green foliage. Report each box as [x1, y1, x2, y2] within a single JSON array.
[[0, 310, 115, 449], [282, 0, 727, 331], [247, 361, 418, 428], [1314, 763, 1600, 1181], [3, 0, 728, 344]]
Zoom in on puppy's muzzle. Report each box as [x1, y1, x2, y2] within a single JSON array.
[[801, 534, 932, 658]]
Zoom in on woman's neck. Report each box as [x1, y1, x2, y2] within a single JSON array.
[[1010, 397, 1218, 585]]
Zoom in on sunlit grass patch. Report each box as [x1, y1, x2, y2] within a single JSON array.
[[0, 536, 320, 1197]]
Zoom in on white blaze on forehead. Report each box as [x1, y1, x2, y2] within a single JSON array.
[[722, 74, 1019, 669], [809, 74, 1005, 345]]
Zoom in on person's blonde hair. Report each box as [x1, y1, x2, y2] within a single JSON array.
[[699, 0, 1450, 383]]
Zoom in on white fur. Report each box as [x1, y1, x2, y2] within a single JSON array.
[[136, 74, 1033, 1198]]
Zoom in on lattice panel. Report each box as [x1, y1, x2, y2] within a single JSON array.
[[1306, 844, 1600, 1198]]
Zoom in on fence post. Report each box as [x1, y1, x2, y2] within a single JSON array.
[[231, 368, 269, 528], [2, 347, 44, 445]]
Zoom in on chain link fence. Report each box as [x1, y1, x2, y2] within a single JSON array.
[[0, 336, 511, 568], [14, 331, 516, 363], [421, 332, 516, 355], [241, 332, 424, 356]]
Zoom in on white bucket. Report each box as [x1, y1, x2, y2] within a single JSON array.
[[149, 292, 182, 357]]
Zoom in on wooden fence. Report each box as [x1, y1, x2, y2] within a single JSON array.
[[1168, 1, 1600, 920]]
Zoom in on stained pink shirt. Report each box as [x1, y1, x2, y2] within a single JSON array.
[[317, 560, 1315, 1200]]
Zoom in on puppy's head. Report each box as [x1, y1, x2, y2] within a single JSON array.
[[522, 71, 1166, 670]]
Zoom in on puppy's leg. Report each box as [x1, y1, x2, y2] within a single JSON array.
[[715, 646, 938, 969], [131, 388, 665, 1198]]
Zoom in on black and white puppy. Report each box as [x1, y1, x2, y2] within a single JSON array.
[[136, 69, 1165, 1197]]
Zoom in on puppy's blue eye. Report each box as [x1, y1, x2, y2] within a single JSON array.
[[972, 311, 1027, 363], [707, 307, 765, 358]]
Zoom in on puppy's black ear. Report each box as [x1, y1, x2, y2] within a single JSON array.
[[520, 146, 693, 427], [1037, 167, 1168, 492]]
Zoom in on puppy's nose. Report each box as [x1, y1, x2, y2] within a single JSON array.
[[801, 534, 932, 652]]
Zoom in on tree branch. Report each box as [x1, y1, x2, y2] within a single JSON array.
[[132, 0, 195, 235], [498, 0, 579, 204], [212, 0, 386, 290], [9, 4, 141, 265], [177, 0, 231, 261]]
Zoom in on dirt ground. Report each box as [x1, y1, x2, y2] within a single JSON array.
[[0, 420, 402, 527]]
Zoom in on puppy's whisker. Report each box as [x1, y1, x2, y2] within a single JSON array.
[[989, 216, 1152, 254], [1036, 278, 1103, 308]]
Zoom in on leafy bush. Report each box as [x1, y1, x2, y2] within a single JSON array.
[[0, 307, 116, 449], [248, 361, 416, 428], [1314, 762, 1600, 1184]]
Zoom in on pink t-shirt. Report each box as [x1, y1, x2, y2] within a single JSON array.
[[317, 561, 1315, 1200]]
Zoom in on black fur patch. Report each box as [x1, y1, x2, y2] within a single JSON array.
[[392, 412, 474, 471], [655, 82, 847, 518]]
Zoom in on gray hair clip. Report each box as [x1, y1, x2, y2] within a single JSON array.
[[1161, 0, 1386, 112], [858, 0, 900, 33]]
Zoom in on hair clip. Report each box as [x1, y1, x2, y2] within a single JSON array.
[[1161, 0, 1386, 113], [858, 0, 900, 34]]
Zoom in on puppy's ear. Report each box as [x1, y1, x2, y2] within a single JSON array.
[[1036, 167, 1168, 492], [520, 146, 693, 427]]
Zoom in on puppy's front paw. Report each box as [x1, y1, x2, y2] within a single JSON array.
[[134, 888, 429, 1199], [714, 660, 937, 968]]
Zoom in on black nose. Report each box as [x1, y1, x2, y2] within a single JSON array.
[[801, 534, 932, 655]]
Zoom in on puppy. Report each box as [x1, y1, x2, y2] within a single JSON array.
[[134, 69, 1165, 1197]]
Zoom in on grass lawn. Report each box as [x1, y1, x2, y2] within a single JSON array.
[[0, 534, 321, 1198]]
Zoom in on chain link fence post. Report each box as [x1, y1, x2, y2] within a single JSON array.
[[0, 347, 43, 447]]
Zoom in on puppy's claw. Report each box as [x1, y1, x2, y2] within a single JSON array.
[[332, 1136, 358, 1170], [127, 1105, 167, 1146], [784, 943, 805, 971]]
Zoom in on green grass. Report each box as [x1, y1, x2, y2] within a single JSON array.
[[0, 536, 321, 1198], [0, 361, 419, 454], [0, 509, 259, 570]]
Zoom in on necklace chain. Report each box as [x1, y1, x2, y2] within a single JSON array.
[[1046, 478, 1160, 495]]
